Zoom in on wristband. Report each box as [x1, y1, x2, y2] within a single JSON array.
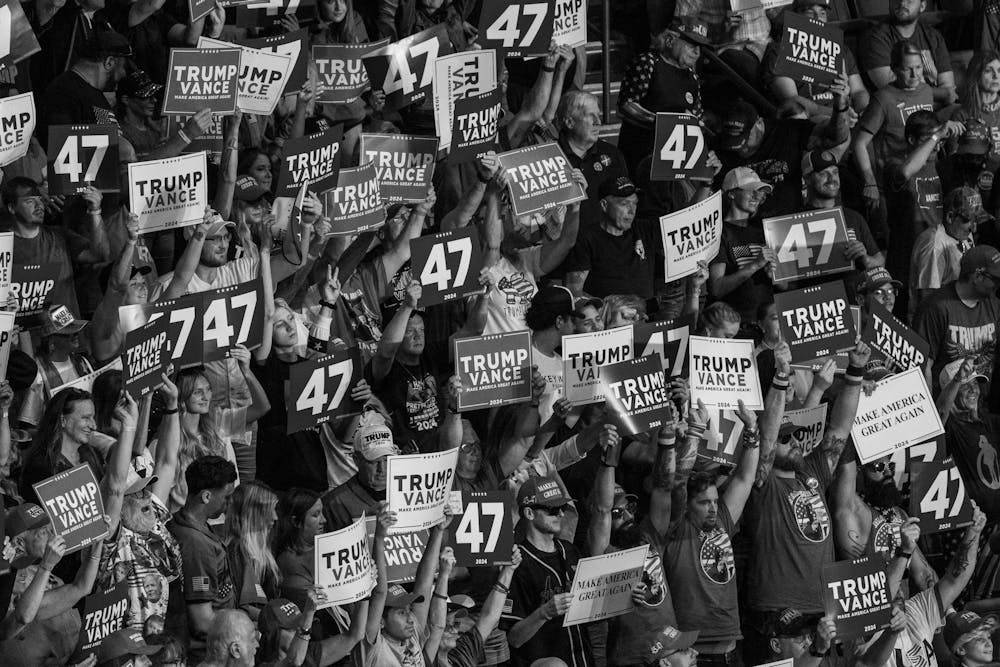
[[493, 581, 510, 594], [161, 407, 178, 415], [432, 592, 448, 601], [177, 129, 192, 145], [686, 422, 706, 438], [88, 208, 102, 215], [894, 549, 913, 561], [319, 299, 338, 311], [295, 627, 312, 638], [846, 364, 865, 377], [742, 429, 760, 449], [771, 377, 789, 389], [773, 370, 789, 381], [541, 64, 556, 72], [844, 375, 863, 386]]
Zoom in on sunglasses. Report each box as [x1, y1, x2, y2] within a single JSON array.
[[611, 501, 638, 519], [530, 504, 568, 515], [870, 461, 896, 474]]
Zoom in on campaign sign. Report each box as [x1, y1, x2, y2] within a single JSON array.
[[314, 517, 375, 609], [773, 13, 845, 87], [189, 0, 214, 21], [497, 143, 586, 217], [861, 300, 929, 373], [275, 126, 343, 198], [0, 231, 12, 302], [33, 464, 108, 553], [387, 448, 459, 532], [851, 367, 944, 464], [410, 226, 485, 307], [909, 458, 973, 535], [167, 114, 224, 162], [243, 29, 309, 94], [313, 42, 375, 104], [784, 403, 829, 456], [47, 125, 119, 195], [121, 315, 174, 400], [552, 0, 587, 47], [128, 152, 208, 234], [697, 409, 744, 466], [731, 0, 793, 9], [119, 292, 205, 369], [363, 25, 452, 109], [789, 305, 861, 375], [659, 191, 722, 281], [564, 545, 647, 627], [563, 326, 634, 405], [364, 517, 429, 584], [650, 113, 713, 181], [433, 50, 498, 152], [0, 310, 15, 381], [324, 162, 386, 235], [287, 348, 362, 434], [600, 355, 672, 436], [359, 133, 438, 204], [234, 0, 316, 28], [162, 48, 240, 115], [75, 582, 129, 661], [763, 208, 852, 283], [0, 0, 41, 71], [449, 87, 503, 166], [478, 0, 555, 58], [454, 330, 532, 411], [198, 38, 291, 115], [633, 315, 693, 378], [822, 556, 892, 639], [0, 93, 34, 167], [11, 262, 60, 324], [775, 281, 856, 363], [51, 359, 123, 396], [201, 278, 264, 361], [448, 490, 516, 567], [689, 336, 763, 410]]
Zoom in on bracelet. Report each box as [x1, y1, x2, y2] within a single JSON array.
[[319, 299, 338, 311], [771, 377, 789, 389], [686, 422, 706, 437], [87, 207, 101, 215], [541, 64, 556, 72], [493, 581, 510, 594], [161, 407, 178, 415], [894, 549, 913, 561], [177, 129, 192, 145], [432, 592, 448, 601], [773, 371, 789, 381], [846, 364, 865, 377], [295, 627, 312, 638], [844, 375, 863, 386], [742, 429, 760, 449]]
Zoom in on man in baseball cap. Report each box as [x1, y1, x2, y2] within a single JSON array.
[[720, 101, 762, 154], [322, 410, 398, 530], [97, 629, 162, 664], [856, 267, 903, 313], [647, 625, 699, 666], [371, 584, 427, 665], [945, 610, 999, 663]]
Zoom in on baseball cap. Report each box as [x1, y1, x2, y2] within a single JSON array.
[[613, 483, 638, 505], [80, 29, 133, 60], [599, 176, 638, 199], [856, 267, 903, 294], [97, 629, 162, 663], [944, 610, 1000, 652], [183, 216, 235, 241], [124, 467, 158, 496], [778, 419, 802, 438], [573, 295, 603, 316], [939, 358, 989, 388], [670, 16, 711, 46], [530, 285, 575, 319], [802, 149, 839, 177], [517, 475, 571, 508], [720, 100, 760, 152], [117, 70, 163, 100], [5, 503, 48, 537], [793, 0, 831, 8], [99, 263, 153, 294], [957, 121, 991, 156], [40, 304, 87, 337], [353, 417, 397, 461], [960, 244, 1000, 278], [260, 599, 304, 630], [648, 625, 700, 660], [386, 584, 425, 608], [236, 175, 274, 203], [722, 167, 772, 193], [946, 186, 989, 221], [770, 608, 811, 637]]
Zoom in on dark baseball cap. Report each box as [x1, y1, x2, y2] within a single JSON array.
[[944, 610, 1000, 652], [856, 267, 903, 293], [648, 626, 700, 660], [671, 16, 711, 46], [5, 503, 48, 537], [385, 584, 425, 609], [236, 175, 273, 203], [957, 121, 991, 156], [960, 245, 1000, 278], [97, 630, 162, 663], [80, 29, 133, 60], [260, 599, 304, 630], [599, 176, 638, 199], [117, 70, 163, 99], [721, 100, 760, 152], [802, 149, 839, 177], [945, 186, 989, 221], [517, 475, 571, 508], [770, 608, 811, 637]]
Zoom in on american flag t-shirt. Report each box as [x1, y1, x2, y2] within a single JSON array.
[[731, 243, 764, 269]]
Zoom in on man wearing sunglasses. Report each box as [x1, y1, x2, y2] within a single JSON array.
[[913, 245, 1000, 397], [502, 476, 592, 667]]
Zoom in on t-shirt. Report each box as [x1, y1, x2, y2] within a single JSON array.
[[501, 539, 591, 667], [712, 220, 773, 322], [858, 21, 952, 87], [559, 137, 628, 226], [910, 225, 971, 317], [858, 587, 943, 667], [367, 618, 427, 667], [913, 283, 1000, 389], [437, 628, 485, 667], [6, 565, 80, 663], [608, 517, 678, 665], [368, 354, 442, 453], [107, 5, 178, 83], [858, 83, 934, 178], [39, 70, 119, 143], [9, 226, 89, 328], [945, 415, 1000, 519], [304, 259, 388, 363], [716, 119, 815, 218], [744, 453, 834, 613], [483, 249, 541, 335], [321, 475, 380, 531], [532, 346, 563, 423], [99, 494, 183, 630], [664, 501, 740, 644], [562, 220, 659, 299]]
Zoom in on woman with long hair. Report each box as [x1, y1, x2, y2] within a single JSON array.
[[959, 51, 1000, 134], [225, 481, 281, 620]]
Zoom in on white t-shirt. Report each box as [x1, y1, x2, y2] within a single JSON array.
[[858, 588, 943, 667], [482, 247, 542, 335], [366, 617, 426, 667], [152, 254, 258, 299], [533, 345, 563, 423]]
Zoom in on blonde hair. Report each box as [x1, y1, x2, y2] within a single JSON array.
[[226, 481, 281, 589]]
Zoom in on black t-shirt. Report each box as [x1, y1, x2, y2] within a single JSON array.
[[562, 220, 659, 299], [40, 70, 119, 147], [717, 119, 814, 218], [366, 342, 446, 453], [559, 136, 628, 227], [711, 220, 773, 323], [946, 415, 1000, 519], [107, 5, 180, 84]]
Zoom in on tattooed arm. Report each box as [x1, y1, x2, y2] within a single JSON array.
[[819, 342, 871, 474], [937, 503, 987, 610], [671, 408, 702, 524], [648, 418, 678, 536], [832, 448, 870, 559], [755, 343, 790, 486]]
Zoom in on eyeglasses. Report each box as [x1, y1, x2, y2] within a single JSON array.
[[871, 287, 898, 299], [870, 461, 896, 474], [459, 442, 481, 453], [779, 427, 808, 444], [611, 501, 637, 519], [530, 504, 568, 515], [979, 270, 1000, 285]]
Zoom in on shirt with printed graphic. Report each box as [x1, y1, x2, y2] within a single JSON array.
[[744, 453, 835, 613], [483, 249, 542, 335], [946, 415, 1000, 519], [858, 587, 944, 667], [712, 220, 773, 323], [858, 83, 934, 180]]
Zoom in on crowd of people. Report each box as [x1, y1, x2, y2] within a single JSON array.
[[2, 0, 1000, 665]]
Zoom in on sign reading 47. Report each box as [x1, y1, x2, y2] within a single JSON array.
[[362, 25, 451, 109], [762, 208, 853, 283], [477, 0, 555, 58], [410, 226, 485, 307], [287, 348, 363, 434], [448, 490, 516, 567], [650, 113, 713, 182], [910, 458, 974, 535]]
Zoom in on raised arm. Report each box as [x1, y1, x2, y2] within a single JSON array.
[[371, 283, 420, 382], [101, 394, 140, 536], [231, 345, 271, 423], [586, 425, 621, 557], [755, 343, 790, 484], [937, 504, 986, 609], [214, 111, 243, 220], [937, 357, 973, 425], [440, 160, 492, 232], [818, 343, 870, 475], [647, 417, 678, 537], [380, 189, 435, 279], [409, 507, 454, 630], [77, 187, 111, 264], [150, 373, 180, 505], [722, 401, 760, 523], [537, 170, 585, 275], [34, 539, 103, 621], [366, 502, 395, 642], [162, 214, 213, 301], [424, 547, 456, 661], [476, 547, 521, 639]]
